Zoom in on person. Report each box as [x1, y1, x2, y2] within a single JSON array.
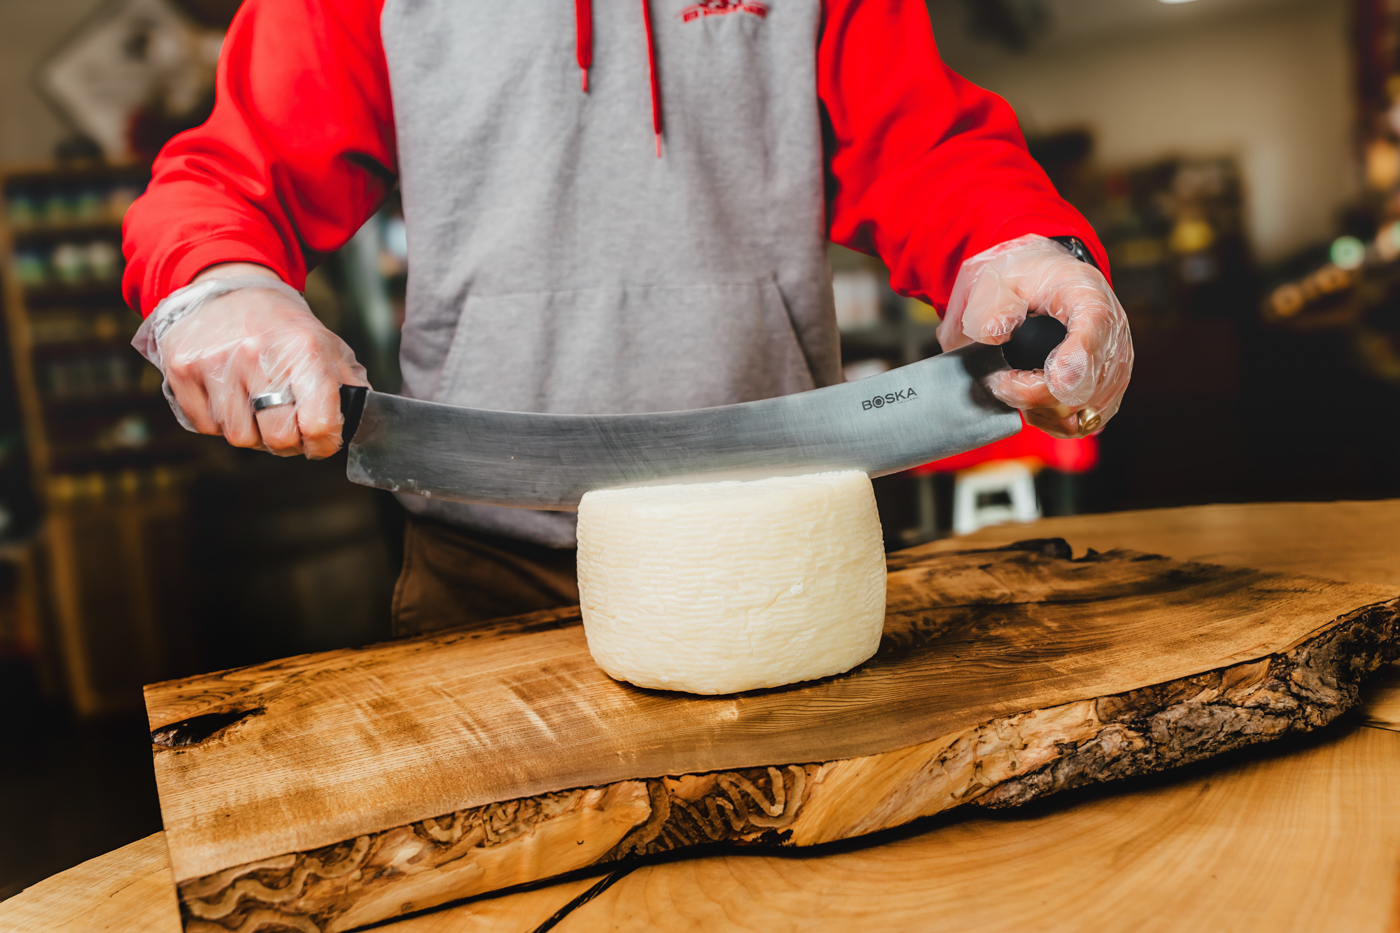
[[123, 0, 1133, 636]]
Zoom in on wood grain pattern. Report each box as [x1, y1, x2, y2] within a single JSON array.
[[558, 720, 1400, 932], [145, 540, 1400, 933], [18, 663, 1400, 933], [9, 502, 1400, 933], [942, 499, 1400, 587], [0, 832, 596, 933], [1364, 661, 1400, 732], [147, 544, 1399, 878], [0, 832, 179, 933]]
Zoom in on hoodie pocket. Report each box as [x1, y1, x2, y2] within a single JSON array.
[[434, 280, 819, 414]]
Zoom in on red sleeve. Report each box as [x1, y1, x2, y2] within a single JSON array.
[[121, 0, 396, 316], [818, 0, 1109, 311]]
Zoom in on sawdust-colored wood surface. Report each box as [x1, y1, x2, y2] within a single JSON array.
[[142, 508, 1397, 931], [7, 501, 1400, 933], [0, 832, 179, 933], [12, 661, 1400, 933], [942, 499, 1400, 588], [0, 831, 596, 933], [536, 697, 1400, 933]]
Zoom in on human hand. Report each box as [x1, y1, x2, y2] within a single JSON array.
[[936, 235, 1133, 438], [134, 264, 369, 459]]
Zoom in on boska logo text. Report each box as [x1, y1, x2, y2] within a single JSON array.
[[861, 387, 919, 411]]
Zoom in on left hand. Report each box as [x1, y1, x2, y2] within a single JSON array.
[[936, 234, 1134, 438]]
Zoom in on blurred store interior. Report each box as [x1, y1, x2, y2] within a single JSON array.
[[1, 0, 1396, 897]]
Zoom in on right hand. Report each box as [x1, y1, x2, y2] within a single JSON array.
[[158, 264, 369, 459], [936, 235, 1133, 439]]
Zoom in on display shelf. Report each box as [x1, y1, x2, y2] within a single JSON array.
[[39, 388, 164, 410], [48, 448, 202, 479], [30, 337, 143, 359], [21, 285, 130, 308], [0, 160, 206, 716], [0, 538, 45, 702], [11, 222, 123, 245]]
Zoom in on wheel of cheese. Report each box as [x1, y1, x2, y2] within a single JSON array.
[[576, 470, 887, 695]]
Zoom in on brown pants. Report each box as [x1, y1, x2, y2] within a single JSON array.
[[391, 516, 579, 637]]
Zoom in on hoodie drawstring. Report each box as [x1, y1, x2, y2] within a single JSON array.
[[574, 0, 664, 157], [575, 0, 592, 91], [641, 0, 663, 157]]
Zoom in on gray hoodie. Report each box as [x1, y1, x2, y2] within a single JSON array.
[[385, 0, 837, 545]]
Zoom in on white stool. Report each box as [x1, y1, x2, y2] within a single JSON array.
[[952, 460, 1040, 536]]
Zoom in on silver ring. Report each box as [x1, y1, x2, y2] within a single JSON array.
[[251, 390, 295, 412]]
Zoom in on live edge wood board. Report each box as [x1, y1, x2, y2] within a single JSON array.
[[145, 539, 1400, 933]]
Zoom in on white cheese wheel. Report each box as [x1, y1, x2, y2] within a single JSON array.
[[576, 470, 886, 695]]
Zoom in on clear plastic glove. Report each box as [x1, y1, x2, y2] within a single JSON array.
[[132, 265, 369, 459], [936, 234, 1133, 438]]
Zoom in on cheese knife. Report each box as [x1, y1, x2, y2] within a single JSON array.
[[338, 317, 1067, 510]]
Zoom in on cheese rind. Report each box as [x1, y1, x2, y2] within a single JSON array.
[[576, 471, 886, 695]]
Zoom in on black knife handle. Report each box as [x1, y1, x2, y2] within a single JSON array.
[[1001, 315, 1067, 371], [340, 384, 369, 447]]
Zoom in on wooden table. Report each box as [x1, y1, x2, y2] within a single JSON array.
[[5, 501, 1399, 933]]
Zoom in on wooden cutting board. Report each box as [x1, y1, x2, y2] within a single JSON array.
[[145, 539, 1400, 933]]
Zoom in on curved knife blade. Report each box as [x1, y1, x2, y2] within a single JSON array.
[[344, 343, 1020, 510]]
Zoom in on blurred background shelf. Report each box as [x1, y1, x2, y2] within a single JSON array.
[[0, 161, 401, 723], [0, 161, 193, 718], [21, 287, 131, 308]]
